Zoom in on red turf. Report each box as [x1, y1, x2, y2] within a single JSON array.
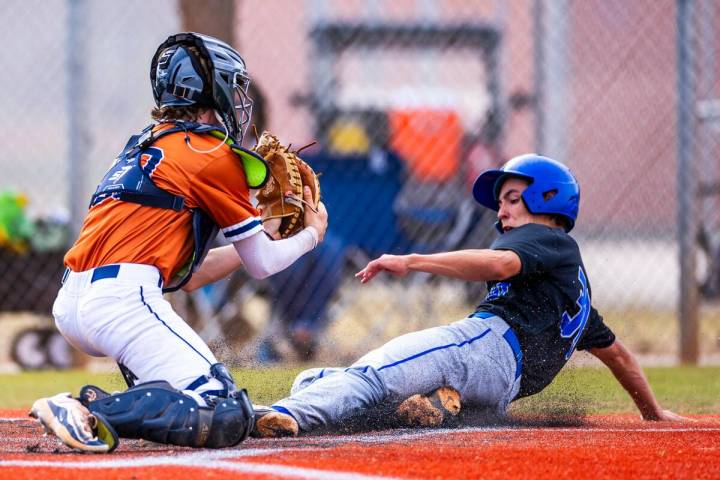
[[2, 411, 718, 479]]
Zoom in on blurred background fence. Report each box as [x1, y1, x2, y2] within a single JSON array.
[[0, 0, 719, 370]]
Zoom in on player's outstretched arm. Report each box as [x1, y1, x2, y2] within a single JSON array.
[[355, 249, 521, 284], [589, 339, 691, 421], [182, 245, 243, 291]]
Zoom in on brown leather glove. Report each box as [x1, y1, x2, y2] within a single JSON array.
[[253, 131, 321, 238]]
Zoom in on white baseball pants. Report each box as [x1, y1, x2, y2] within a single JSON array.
[[53, 263, 225, 398]]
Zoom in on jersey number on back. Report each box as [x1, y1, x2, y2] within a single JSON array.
[[140, 147, 164, 175], [560, 267, 591, 359]]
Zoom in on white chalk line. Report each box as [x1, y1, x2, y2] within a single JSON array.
[[0, 447, 399, 480]]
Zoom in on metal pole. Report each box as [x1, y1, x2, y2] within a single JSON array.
[[534, 0, 569, 161], [67, 0, 89, 241], [696, 0, 719, 239], [532, 0, 544, 154], [676, 0, 699, 364]]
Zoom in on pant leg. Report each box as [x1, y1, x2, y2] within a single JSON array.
[[290, 367, 344, 395], [59, 275, 225, 396], [274, 315, 517, 431], [53, 284, 105, 357]]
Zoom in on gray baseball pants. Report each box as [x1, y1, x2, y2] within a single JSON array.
[[273, 313, 522, 431]]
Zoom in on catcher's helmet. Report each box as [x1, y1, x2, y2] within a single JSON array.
[[150, 32, 253, 141], [472, 154, 580, 232]]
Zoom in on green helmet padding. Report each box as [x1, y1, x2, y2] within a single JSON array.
[[207, 130, 269, 189]]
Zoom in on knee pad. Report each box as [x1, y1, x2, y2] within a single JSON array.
[[205, 388, 255, 448], [87, 381, 254, 448]]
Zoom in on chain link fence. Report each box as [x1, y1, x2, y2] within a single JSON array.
[[1, 0, 718, 369], [0, 0, 180, 368]]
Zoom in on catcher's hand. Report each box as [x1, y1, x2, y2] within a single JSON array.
[[253, 131, 324, 239]]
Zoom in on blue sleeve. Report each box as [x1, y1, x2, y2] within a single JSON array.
[[576, 307, 616, 350], [490, 225, 569, 275]]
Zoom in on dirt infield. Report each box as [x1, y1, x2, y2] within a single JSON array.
[[1, 410, 718, 479]]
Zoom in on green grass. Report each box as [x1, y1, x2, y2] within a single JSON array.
[[0, 367, 303, 410], [511, 365, 720, 415], [2, 366, 718, 415]]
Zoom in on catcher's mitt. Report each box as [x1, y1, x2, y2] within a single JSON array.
[[253, 131, 321, 238]]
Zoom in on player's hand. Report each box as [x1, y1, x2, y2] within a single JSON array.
[[303, 186, 327, 243], [261, 216, 282, 240], [643, 409, 695, 422], [356, 254, 410, 284]]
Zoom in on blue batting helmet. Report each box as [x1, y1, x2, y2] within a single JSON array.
[[472, 154, 580, 232]]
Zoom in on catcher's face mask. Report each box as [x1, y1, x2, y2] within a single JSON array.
[[232, 71, 254, 141]]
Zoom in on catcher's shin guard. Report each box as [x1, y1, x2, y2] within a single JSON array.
[[205, 388, 255, 447], [86, 381, 254, 448]]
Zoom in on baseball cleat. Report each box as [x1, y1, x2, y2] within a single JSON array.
[[395, 386, 462, 428], [251, 405, 299, 438], [29, 393, 119, 453]]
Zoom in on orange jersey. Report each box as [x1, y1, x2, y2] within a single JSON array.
[[65, 124, 261, 284]]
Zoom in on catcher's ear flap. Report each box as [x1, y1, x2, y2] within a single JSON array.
[[233, 147, 269, 189]]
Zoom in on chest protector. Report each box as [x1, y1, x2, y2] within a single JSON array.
[[90, 121, 268, 292]]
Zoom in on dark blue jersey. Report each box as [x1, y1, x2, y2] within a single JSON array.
[[474, 223, 615, 398]]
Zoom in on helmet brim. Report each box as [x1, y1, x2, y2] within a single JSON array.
[[473, 169, 534, 211], [472, 169, 504, 211]]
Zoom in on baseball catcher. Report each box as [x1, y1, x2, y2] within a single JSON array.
[[29, 32, 327, 453], [251, 154, 687, 438]]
